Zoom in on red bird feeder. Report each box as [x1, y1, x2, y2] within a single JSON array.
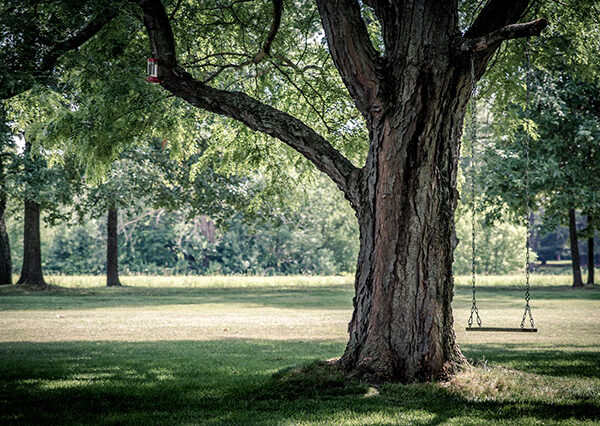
[[147, 58, 160, 83]]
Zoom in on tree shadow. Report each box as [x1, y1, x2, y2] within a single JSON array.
[[0, 284, 355, 311], [1, 340, 599, 425], [456, 285, 600, 300], [1, 282, 597, 312], [462, 343, 600, 378]]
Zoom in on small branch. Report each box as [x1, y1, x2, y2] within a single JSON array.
[[118, 208, 163, 233], [460, 18, 548, 52], [53, 9, 117, 53], [168, 0, 184, 20], [186, 0, 282, 82], [253, 0, 283, 63]]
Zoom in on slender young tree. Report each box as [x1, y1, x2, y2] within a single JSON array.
[[588, 235, 594, 285], [132, 0, 548, 381], [568, 209, 584, 288], [106, 204, 121, 287], [0, 104, 12, 284], [584, 214, 597, 285]]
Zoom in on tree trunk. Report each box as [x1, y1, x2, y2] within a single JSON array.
[[588, 235, 594, 285], [569, 208, 584, 288], [106, 205, 121, 287], [0, 191, 11, 285], [16, 200, 46, 288], [337, 70, 469, 382], [0, 153, 11, 284], [0, 108, 12, 285]]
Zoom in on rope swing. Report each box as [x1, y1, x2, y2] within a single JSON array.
[[466, 42, 537, 333]]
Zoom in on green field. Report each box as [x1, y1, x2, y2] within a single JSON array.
[[1, 275, 599, 424]]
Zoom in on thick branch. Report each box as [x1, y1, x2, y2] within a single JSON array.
[[462, 0, 544, 78], [460, 18, 548, 52], [465, 0, 531, 39], [315, 0, 382, 122], [137, 0, 359, 200]]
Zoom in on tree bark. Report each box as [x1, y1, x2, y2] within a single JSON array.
[[0, 106, 12, 284], [106, 205, 121, 287], [588, 236, 594, 285], [569, 208, 584, 288], [16, 200, 46, 288], [0, 191, 11, 285], [337, 68, 469, 383], [137, 0, 545, 383], [0, 153, 11, 284]]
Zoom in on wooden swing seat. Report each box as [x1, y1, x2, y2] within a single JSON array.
[[466, 327, 537, 332]]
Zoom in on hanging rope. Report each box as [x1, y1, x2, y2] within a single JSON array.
[[521, 39, 535, 330], [467, 56, 482, 329]]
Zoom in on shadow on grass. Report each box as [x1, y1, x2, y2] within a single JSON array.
[[0, 283, 597, 312], [462, 343, 600, 379], [1, 340, 599, 425], [0, 285, 355, 311], [455, 285, 600, 300]]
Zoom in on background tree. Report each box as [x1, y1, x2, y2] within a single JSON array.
[[5, 89, 84, 288], [83, 142, 203, 286], [0, 0, 117, 285], [476, 0, 600, 288], [582, 215, 598, 284], [479, 71, 600, 288], [0, 104, 13, 283]]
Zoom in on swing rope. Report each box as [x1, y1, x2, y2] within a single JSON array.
[[466, 45, 536, 332], [520, 39, 535, 330], [467, 56, 482, 329]]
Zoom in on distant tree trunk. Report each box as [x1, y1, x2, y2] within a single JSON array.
[[588, 235, 594, 285], [0, 153, 11, 284], [569, 208, 583, 288], [16, 200, 46, 288], [0, 190, 11, 285], [106, 205, 121, 287], [0, 109, 12, 285]]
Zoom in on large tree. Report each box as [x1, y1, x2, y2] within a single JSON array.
[[130, 0, 548, 382]]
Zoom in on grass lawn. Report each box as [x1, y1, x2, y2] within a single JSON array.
[[0, 274, 599, 425]]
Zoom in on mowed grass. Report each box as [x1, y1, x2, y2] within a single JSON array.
[[0, 275, 599, 425]]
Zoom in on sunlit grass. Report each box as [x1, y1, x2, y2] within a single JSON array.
[[42, 272, 584, 289], [0, 275, 599, 424], [44, 274, 354, 289]]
